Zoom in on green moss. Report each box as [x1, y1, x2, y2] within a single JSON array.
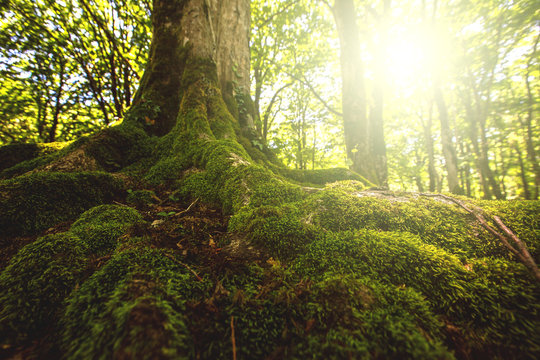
[[301, 189, 506, 259], [0, 233, 88, 342], [84, 123, 152, 172], [295, 229, 540, 358], [474, 199, 540, 262], [229, 204, 318, 260], [70, 204, 143, 256], [281, 167, 372, 186], [290, 275, 452, 359], [126, 189, 158, 208], [0, 144, 40, 172], [0, 171, 124, 235], [0, 142, 69, 176], [62, 248, 211, 360]]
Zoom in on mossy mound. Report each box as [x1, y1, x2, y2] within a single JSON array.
[[61, 248, 211, 360], [0, 144, 40, 172], [0, 171, 123, 235], [84, 123, 154, 172], [126, 189, 159, 208], [290, 275, 452, 359], [281, 167, 372, 186], [474, 199, 540, 262], [295, 229, 540, 358], [0, 233, 88, 342], [70, 204, 143, 256], [0, 141, 74, 179]]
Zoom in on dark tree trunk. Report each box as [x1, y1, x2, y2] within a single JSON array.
[[131, 0, 252, 136]]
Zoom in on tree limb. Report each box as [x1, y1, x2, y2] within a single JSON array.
[[419, 193, 540, 282]]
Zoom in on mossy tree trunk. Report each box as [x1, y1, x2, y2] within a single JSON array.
[[131, 0, 254, 137]]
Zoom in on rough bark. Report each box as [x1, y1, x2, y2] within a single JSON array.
[[131, 0, 252, 136]]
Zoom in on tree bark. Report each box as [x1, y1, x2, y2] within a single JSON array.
[[132, 0, 251, 136], [332, 0, 377, 184], [433, 78, 462, 195]]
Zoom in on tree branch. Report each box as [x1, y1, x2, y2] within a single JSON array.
[[286, 71, 343, 117], [419, 193, 540, 282]]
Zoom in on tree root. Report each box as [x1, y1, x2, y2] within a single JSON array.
[[419, 193, 540, 282]]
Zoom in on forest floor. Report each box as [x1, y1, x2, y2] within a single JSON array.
[[0, 186, 283, 359]]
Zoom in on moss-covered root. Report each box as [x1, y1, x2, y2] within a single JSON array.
[[61, 248, 211, 360], [0, 233, 88, 343], [70, 204, 143, 256], [0, 171, 124, 236]]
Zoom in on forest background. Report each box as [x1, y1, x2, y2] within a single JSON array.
[[0, 0, 538, 199]]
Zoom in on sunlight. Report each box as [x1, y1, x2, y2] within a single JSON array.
[[384, 26, 452, 93]]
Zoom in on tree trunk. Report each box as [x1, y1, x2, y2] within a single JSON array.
[[48, 60, 66, 143], [332, 0, 376, 184], [524, 33, 539, 199], [419, 104, 438, 192], [433, 78, 462, 195], [132, 0, 252, 136]]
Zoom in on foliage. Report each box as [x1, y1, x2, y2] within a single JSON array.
[[0, 0, 151, 144]]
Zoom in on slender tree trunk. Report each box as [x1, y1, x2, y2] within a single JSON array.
[[433, 78, 462, 194], [368, 0, 390, 187], [49, 60, 67, 143], [524, 34, 540, 199], [515, 144, 531, 199], [332, 0, 377, 184], [420, 104, 437, 192], [478, 121, 503, 199]]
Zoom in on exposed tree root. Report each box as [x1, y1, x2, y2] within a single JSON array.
[[420, 193, 540, 282]]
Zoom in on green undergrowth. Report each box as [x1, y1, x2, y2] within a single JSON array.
[[0, 204, 147, 349], [0, 142, 68, 174], [474, 199, 540, 262], [0, 171, 124, 235], [280, 167, 372, 186], [0, 141, 72, 179], [84, 123, 155, 172]]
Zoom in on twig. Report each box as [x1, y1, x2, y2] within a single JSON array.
[[113, 201, 131, 207], [419, 193, 540, 282], [493, 216, 540, 282], [173, 198, 199, 217], [231, 316, 237, 360], [163, 253, 203, 281]]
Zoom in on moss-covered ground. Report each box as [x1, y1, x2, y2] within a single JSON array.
[[0, 60, 539, 359]]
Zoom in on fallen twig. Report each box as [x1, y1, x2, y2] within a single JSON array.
[[419, 193, 540, 282], [231, 316, 237, 360], [173, 197, 199, 217], [163, 253, 203, 281]]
